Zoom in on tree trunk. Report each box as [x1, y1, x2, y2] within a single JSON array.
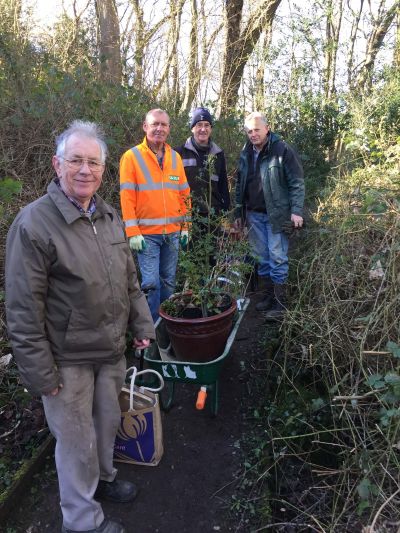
[[323, 0, 343, 101], [217, 0, 281, 117], [347, 0, 364, 90], [152, 0, 185, 105], [130, 0, 145, 88], [394, 11, 400, 68], [95, 0, 122, 84], [354, 0, 400, 92], [181, 0, 199, 112], [253, 33, 265, 111], [180, 0, 223, 112], [125, 1, 169, 90]]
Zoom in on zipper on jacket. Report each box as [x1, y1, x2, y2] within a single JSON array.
[[161, 173, 167, 232], [89, 215, 119, 349]]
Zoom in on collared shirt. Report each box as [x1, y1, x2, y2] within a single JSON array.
[[55, 178, 96, 217], [150, 145, 166, 170], [244, 139, 271, 213]]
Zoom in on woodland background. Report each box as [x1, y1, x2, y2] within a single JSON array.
[[0, 0, 400, 531]]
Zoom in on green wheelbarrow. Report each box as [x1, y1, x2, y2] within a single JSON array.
[[143, 298, 249, 416]]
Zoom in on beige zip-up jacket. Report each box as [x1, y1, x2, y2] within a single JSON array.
[[5, 179, 155, 396]]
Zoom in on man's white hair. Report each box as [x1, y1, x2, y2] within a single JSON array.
[[55, 120, 108, 163], [244, 112, 268, 130], [145, 108, 170, 124]]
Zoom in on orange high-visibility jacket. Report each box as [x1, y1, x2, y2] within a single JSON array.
[[120, 137, 191, 237]]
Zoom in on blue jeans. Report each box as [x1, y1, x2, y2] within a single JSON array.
[[137, 232, 180, 322], [246, 211, 289, 284]]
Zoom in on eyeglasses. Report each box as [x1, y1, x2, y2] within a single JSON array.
[[60, 157, 105, 172], [194, 122, 211, 129]]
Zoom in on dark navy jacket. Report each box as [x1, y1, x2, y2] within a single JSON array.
[[175, 137, 230, 214]]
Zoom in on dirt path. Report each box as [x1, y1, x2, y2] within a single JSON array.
[[5, 297, 264, 533]]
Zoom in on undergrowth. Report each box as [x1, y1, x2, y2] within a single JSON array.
[[233, 138, 400, 531]]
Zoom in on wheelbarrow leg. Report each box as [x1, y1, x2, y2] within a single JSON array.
[[209, 381, 219, 417], [160, 380, 175, 412]]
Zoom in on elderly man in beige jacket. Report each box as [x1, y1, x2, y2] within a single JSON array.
[[5, 120, 155, 533]]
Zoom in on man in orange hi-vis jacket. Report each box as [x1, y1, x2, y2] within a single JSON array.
[[120, 108, 190, 322]]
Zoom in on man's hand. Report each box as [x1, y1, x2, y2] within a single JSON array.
[[282, 216, 305, 236], [180, 230, 189, 248], [129, 235, 147, 252], [133, 337, 151, 351], [291, 214, 303, 228], [44, 383, 63, 396], [233, 218, 243, 231]]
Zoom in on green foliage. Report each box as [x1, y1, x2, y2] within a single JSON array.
[[356, 478, 379, 515], [162, 208, 252, 318], [0, 178, 22, 219], [267, 92, 338, 199], [0, 178, 22, 202], [387, 341, 400, 359]]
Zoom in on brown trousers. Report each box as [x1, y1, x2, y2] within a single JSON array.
[[42, 357, 126, 531]]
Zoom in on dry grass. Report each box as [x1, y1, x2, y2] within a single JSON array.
[[263, 165, 400, 531]]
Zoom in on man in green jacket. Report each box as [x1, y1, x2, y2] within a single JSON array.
[[5, 120, 155, 533], [234, 112, 305, 320]]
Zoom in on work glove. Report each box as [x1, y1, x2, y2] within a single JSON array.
[[129, 235, 147, 252], [180, 230, 189, 248]]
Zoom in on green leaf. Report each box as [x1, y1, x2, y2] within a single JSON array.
[[354, 315, 371, 323], [357, 478, 371, 500], [366, 374, 383, 387], [384, 373, 400, 385], [370, 484, 380, 497], [357, 500, 370, 515], [311, 398, 325, 410], [386, 341, 400, 359]]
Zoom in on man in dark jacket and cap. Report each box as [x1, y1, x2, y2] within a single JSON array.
[[234, 112, 305, 321], [5, 120, 155, 533], [175, 106, 230, 218]]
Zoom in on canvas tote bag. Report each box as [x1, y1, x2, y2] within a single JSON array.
[[114, 366, 164, 466]]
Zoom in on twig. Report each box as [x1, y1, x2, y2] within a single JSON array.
[[333, 389, 383, 401], [254, 522, 322, 532], [362, 350, 391, 355], [367, 488, 400, 532], [0, 420, 20, 439]]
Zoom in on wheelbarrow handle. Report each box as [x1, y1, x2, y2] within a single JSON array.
[[196, 386, 207, 410]]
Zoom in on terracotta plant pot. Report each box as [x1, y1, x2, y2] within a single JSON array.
[[159, 297, 237, 363]]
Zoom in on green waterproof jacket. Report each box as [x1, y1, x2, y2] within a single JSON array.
[[5, 179, 155, 396], [234, 132, 305, 233]]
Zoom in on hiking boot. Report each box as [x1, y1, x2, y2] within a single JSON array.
[[255, 277, 274, 312], [61, 519, 126, 533], [94, 479, 138, 503], [263, 284, 287, 321]]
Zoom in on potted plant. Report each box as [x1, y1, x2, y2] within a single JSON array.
[[159, 208, 252, 363]]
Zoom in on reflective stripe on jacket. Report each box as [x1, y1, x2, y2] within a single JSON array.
[[120, 137, 191, 237]]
